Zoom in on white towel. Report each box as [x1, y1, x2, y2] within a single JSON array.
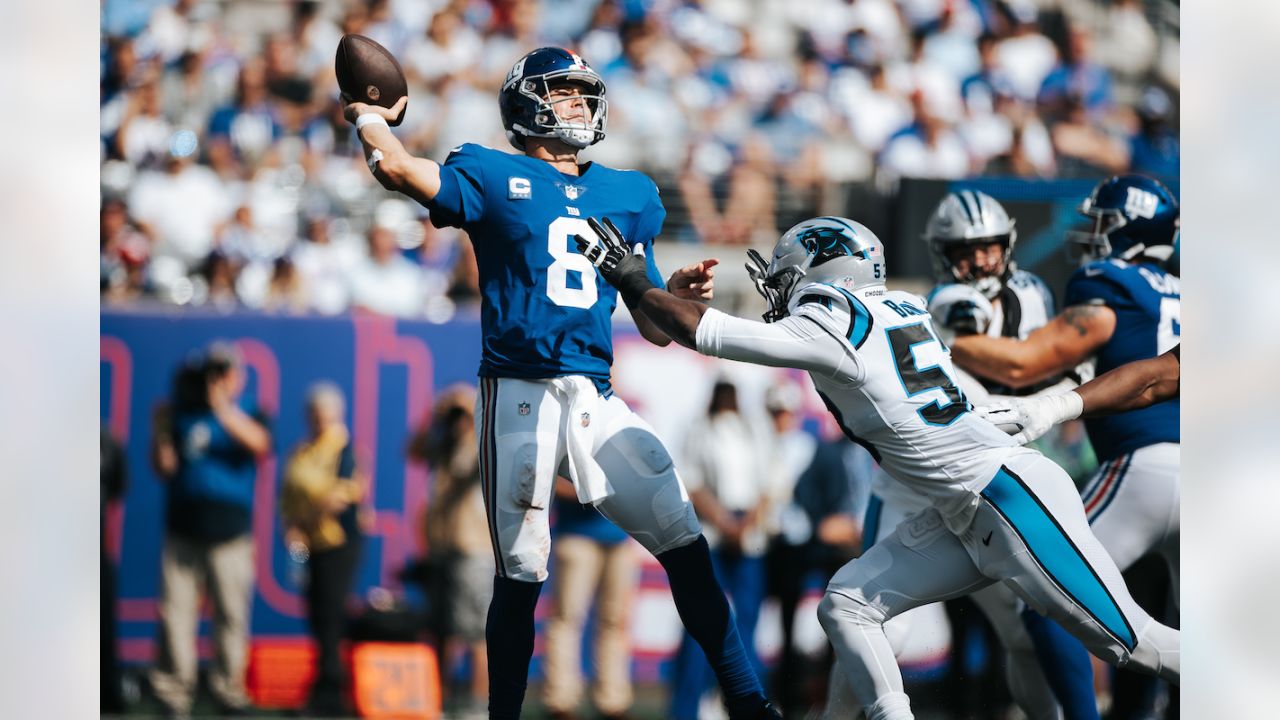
[[554, 376, 614, 505]]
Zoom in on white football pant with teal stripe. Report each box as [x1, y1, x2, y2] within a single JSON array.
[[818, 450, 1179, 720]]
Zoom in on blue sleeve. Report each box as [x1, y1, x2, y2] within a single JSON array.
[[1064, 264, 1128, 308], [337, 442, 356, 479], [426, 144, 488, 228], [633, 180, 667, 287]]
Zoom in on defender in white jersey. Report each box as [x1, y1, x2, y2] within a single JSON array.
[[848, 190, 1081, 720], [574, 215, 1179, 720]]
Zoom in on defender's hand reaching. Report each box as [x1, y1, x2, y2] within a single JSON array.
[[668, 258, 719, 301]]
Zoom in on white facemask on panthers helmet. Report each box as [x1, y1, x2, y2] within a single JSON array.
[[923, 190, 1017, 299], [747, 216, 886, 322]]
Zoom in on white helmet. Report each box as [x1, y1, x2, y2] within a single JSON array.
[[924, 190, 1017, 299], [747, 216, 886, 322]]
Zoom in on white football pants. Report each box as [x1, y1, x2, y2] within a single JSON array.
[[475, 376, 702, 582], [818, 450, 1179, 720]]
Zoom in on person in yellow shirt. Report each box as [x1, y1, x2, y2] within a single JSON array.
[[281, 383, 367, 717]]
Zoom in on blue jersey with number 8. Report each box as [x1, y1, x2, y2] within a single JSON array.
[[1064, 258, 1181, 461], [426, 144, 666, 387]]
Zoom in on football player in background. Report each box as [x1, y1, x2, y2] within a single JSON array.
[[575, 214, 1180, 720], [850, 191, 1076, 720], [342, 47, 778, 720], [947, 175, 1180, 718]]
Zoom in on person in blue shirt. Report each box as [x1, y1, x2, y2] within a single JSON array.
[[949, 175, 1180, 720], [148, 343, 273, 718], [342, 47, 778, 720]]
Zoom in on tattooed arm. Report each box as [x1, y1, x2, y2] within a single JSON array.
[[949, 303, 1117, 389]]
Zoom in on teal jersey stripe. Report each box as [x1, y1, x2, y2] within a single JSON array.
[[981, 467, 1136, 651], [830, 286, 874, 349]]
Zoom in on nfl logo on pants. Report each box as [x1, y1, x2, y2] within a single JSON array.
[[518, 402, 530, 416]]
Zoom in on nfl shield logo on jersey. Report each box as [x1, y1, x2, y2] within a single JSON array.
[[518, 402, 531, 416], [561, 183, 584, 200], [580, 411, 591, 427]]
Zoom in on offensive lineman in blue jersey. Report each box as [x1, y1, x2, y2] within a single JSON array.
[[949, 175, 1180, 719], [341, 47, 779, 720]]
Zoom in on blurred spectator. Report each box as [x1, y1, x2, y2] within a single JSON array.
[[1048, 95, 1129, 176], [349, 223, 427, 317], [162, 49, 222, 135], [671, 379, 770, 720], [261, 256, 310, 314], [115, 69, 174, 168], [879, 91, 971, 179], [404, 8, 484, 93], [101, 427, 129, 714], [407, 385, 492, 714], [198, 249, 242, 310], [1128, 86, 1179, 178], [1092, 0, 1159, 85], [292, 216, 362, 315], [280, 383, 367, 717], [127, 141, 232, 278], [1037, 25, 1114, 118], [101, 198, 154, 303], [960, 33, 1015, 117], [206, 59, 282, 179], [833, 63, 912, 155], [541, 479, 640, 720], [145, 0, 208, 66], [148, 343, 272, 718], [993, 5, 1058, 101], [760, 383, 819, 716]]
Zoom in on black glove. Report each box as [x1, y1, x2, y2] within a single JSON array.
[[573, 216, 656, 308]]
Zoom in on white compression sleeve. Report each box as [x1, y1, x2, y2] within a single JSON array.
[[695, 307, 856, 379]]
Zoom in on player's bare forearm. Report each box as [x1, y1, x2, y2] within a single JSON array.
[[346, 97, 442, 203], [951, 304, 1115, 388], [636, 289, 709, 350], [633, 311, 673, 347], [1079, 345, 1180, 417]]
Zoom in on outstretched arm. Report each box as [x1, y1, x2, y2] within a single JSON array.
[[1077, 345, 1181, 416], [977, 346, 1180, 444], [343, 97, 443, 205], [575, 218, 852, 376], [950, 303, 1116, 389]]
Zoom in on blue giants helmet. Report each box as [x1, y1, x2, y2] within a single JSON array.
[[499, 47, 608, 151], [1069, 174, 1179, 262]]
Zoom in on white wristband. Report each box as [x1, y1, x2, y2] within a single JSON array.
[[1050, 391, 1084, 423], [355, 113, 389, 133]]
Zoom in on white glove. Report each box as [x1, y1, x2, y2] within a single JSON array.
[[928, 284, 995, 341], [975, 391, 1084, 445]]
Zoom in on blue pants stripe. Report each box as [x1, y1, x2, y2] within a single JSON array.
[[981, 466, 1136, 651]]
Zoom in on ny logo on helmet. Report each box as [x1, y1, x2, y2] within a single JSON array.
[[1124, 187, 1159, 220]]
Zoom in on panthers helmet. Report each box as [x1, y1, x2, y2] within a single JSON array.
[[924, 190, 1017, 300], [747, 217, 886, 323], [499, 47, 608, 151], [1068, 174, 1179, 262]]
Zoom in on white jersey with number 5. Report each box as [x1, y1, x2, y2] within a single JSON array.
[[696, 279, 1019, 532]]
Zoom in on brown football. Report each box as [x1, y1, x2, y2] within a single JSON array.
[[335, 34, 408, 126]]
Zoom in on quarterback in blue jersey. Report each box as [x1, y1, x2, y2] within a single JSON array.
[[342, 47, 778, 720], [950, 175, 1180, 718]]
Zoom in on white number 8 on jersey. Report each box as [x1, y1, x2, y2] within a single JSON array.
[[546, 216, 599, 308]]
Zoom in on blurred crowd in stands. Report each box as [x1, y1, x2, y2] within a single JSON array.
[[100, 0, 1179, 314]]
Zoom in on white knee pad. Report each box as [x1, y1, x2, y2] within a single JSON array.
[[819, 588, 886, 635], [594, 428, 701, 556]]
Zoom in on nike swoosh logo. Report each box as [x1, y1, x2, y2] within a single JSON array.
[[982, 531, 993, 546]]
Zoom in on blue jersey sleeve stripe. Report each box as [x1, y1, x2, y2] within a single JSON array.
[[981, 466, 1137, 652]]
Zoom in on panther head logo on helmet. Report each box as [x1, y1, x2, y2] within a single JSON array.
[[747, 217, 885, 322]]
